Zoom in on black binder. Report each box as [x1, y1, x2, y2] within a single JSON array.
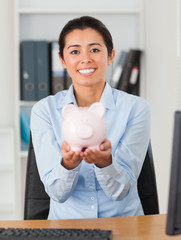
[[111, 51, 128, 88], [20, 41, 36, 100], [50, 41, 72, 95], [117, 49, 141, 96], [49, 41, 64, 94], [20, 41, 50, 101], [35, 41, 50, 100]]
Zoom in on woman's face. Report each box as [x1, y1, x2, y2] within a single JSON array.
[[60, 28, 115, 89]]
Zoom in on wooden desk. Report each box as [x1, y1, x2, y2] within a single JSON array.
[[0, 214, 180, 239]]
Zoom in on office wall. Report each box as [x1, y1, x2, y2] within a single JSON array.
[[145, 0, 179, 213], [0, 0, 14, 126], [0, 0, 180, 215]]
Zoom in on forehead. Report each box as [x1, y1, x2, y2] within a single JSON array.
[[64, 28, 105, 46]]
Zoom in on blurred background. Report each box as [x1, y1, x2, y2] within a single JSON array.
[[0, 0, 180, 220]]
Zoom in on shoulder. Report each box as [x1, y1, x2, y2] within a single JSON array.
[[32, 90, 68, 115], [113, 88, 150, 109], [108, 88, 151, 125]]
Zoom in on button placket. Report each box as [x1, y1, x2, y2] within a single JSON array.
[[87, 167, 96, 190]]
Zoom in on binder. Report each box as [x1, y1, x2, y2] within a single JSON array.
[[20, 41, 36, 100], [50, 41, 64, 94], [20, 106, 31, 151], [20, 109, 30, 145], [64, 68, 72, 90], [35, 41, 50, 100], [117, 49, 141, 96], [111, 51, 128, 88], [20, 40, 50, 100], [50, 41, 72, 95], [129, 64, 140, 95]]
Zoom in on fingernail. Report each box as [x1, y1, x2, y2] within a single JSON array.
[[100, 145, 104, 150]]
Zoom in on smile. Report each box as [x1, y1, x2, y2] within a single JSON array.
[[78, 69, 96, 74]]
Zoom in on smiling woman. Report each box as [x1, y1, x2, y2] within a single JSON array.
[[59, 27, 114, 100], [58, 17, 115, 106], [30, 16, 151, 220]]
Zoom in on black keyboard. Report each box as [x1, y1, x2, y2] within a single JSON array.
[[0, 227, 112, 240]]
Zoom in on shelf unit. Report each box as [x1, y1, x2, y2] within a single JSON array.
[[14, 0, 144, 219], [0, 128, 16, 220]]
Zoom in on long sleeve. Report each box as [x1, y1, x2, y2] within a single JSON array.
[[30, 98, 81, 203], [95, 92, 151, 201], [29, 83, 151, 219]]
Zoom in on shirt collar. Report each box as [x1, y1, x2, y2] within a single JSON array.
[[56, 84, 77, 109], [100, 82, 116, 110], [56, 82, 116, 110]]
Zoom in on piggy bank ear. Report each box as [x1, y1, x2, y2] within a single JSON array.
[[89, 102, 105, 118], [62, 104, 77, 119]]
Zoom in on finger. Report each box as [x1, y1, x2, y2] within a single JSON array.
[[83, 148, 96, 159], [100, 139, 111, 151], [71, 151, 83, 162], [61, 141, 70, 152], [83, 149, 98, 163], [63, 151, 74, 161]]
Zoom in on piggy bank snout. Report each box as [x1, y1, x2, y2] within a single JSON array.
[[76, 124, 93, 139]]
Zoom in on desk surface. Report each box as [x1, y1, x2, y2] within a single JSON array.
[[0, 214, 180, 239]]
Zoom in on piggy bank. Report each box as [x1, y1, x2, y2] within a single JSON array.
[[62, 102, 106, 151]]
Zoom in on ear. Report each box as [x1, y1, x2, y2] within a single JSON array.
[[59, 54, 67, 69], [89, 102, 105, 118], [107, 49, 115, 66], [62, 104, 77, 119]]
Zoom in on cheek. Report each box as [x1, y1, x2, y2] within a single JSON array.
[[64, 57, 77, 72], [97, 52, 110, 67], [98, 57, 109, 71]]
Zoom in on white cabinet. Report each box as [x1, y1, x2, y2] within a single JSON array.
[[0, 129, 16, 220], [14, 0, 144, 219]]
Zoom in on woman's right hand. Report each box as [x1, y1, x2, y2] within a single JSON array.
[[61, 141, 83, 170]]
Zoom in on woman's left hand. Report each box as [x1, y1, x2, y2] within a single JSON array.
[[82, 138, 112, 168]]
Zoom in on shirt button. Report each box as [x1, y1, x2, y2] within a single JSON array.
[[91, 197, 95, 200]]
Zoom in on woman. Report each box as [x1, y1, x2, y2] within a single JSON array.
[[31, 16, 150, 219]]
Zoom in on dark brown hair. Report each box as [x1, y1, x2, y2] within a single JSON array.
[[58, 16, 114, 59]]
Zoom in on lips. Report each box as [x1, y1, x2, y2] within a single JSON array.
[[78, 68, 96, 74]]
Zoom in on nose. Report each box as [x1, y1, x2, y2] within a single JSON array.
[[76, 124, 93, 139], [80, 51, 92, 64]]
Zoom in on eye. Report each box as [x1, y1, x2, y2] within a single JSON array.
[[70, 50, 80, 54], [90, 48, 100, 53]]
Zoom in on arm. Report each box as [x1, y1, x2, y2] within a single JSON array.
[[30, 101, 81, 203], [84, 99, 151, 201], [61, 141, 83, 170]]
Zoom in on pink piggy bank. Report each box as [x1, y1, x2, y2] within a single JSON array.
[[62, 102, 106, 151]]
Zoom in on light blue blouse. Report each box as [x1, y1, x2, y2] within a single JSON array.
[[30, 82, 151, 219]]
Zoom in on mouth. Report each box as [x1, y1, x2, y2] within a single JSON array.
[[78, 68, 96, 75]]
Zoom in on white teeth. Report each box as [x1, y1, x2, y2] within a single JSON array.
[[78, 69, 95, 74]]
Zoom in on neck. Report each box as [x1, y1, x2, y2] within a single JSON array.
[[73, 83, 105, 107]]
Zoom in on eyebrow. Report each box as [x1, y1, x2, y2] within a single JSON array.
[[67, 43, 102, 49]]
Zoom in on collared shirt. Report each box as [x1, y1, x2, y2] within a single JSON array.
[[30, 82, 151, 219]]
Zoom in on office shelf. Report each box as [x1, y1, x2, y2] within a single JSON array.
[[19, 101, 36, 106], [18, 8, 141, 15], [0, 164, 13, 172], [0, 128, 16, 219], [0, 204, 14, 213]]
